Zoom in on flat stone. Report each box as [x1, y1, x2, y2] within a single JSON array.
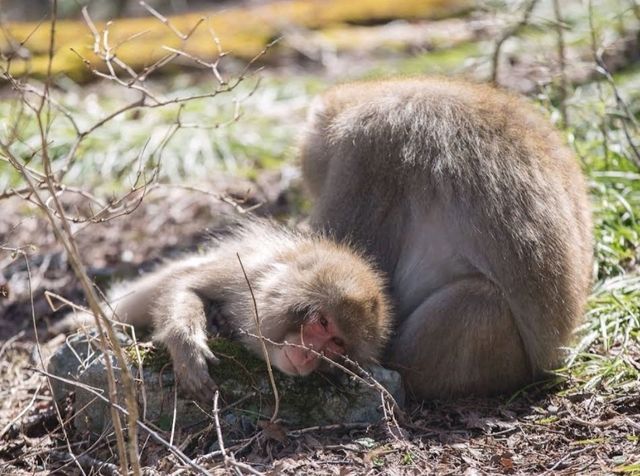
[[47, 332, 404, 436]]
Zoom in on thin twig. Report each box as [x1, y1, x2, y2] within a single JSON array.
[[236, 253, 280, 422], [20, 248, 87, 476], [552, 0, 569, 127], [3, 75, 142, 476], [594, 59, 640, 168], [490, 0, 538, 85], [212, 391, 229, 471], [140, 1, 188, 39], [238, 329, 404, 439], [287, 422, 371, 437], [170, 384, 178, 447], [0, 330, 25, 360], [587, 0, 609, 164], [50, 451, 120, 476], [0, 383, 43, 439], [31, 368, 213, 476]]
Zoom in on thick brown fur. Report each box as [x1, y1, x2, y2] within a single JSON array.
[[300, 77, 593, 400], [60, 219, 391, 400]]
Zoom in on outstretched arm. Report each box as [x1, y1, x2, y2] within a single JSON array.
[[151, 285, 220, 401]]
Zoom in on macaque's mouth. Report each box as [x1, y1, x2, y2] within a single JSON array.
[[281, 346, 303, 376], [282, 346, 315, 376]]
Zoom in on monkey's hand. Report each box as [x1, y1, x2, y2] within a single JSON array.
[[170, 340, 220, 403]]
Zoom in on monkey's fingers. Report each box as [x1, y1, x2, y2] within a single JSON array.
[[200, 343, 221, 366], [177, 360, 219, 403]]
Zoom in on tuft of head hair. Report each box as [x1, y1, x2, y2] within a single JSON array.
[[286, 241, 390, 362]]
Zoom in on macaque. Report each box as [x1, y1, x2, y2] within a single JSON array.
[[300, 77, 593, 400], [61, 220, 391, 400]]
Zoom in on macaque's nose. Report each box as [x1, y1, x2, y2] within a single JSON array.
[[287, 346, 320, 375], [300, 349, 317, 366]]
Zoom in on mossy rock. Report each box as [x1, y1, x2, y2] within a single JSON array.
[[49, 332, 404, 436]]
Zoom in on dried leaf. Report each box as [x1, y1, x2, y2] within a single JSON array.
[[258, 420, 288, 443], [500, 456, 514, 471]]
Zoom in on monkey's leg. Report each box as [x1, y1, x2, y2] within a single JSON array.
[[387, 277, 532, 399], [152, 288, 220, 401]]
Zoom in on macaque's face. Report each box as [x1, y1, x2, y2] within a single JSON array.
[[270, 311, 346, 376]]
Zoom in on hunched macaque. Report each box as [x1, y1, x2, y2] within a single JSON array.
[[300, 77, 593, 399]]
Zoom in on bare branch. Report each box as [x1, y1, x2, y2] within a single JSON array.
[[140, 0, 189, 39], [490, 0, 538, 85], [31, 367, 215, 476], [236, 253, 281, 423], [237, 329, 405, 439], [552, 0, 569, 127]]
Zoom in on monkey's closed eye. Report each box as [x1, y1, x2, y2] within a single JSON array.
[[319, 315, 329, 329]]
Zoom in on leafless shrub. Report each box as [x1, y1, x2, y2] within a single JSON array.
[[0, 1, 275, 474]]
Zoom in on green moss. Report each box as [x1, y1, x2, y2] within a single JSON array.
[[127, 338, 262, 373], [126, 337, 361, 425], [126, 343, 169, 373]]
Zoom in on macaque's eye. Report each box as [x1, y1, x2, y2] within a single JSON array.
[[332, 336, 345, 348], [319, 315, 329, 329]]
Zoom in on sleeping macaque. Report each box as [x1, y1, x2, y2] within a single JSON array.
[[300, 77, 593, 400], [62, 220, 391, 400]]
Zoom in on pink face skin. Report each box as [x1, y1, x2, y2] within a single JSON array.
[[272, 312, 346, 376]]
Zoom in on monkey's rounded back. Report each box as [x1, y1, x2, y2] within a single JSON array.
[[300, 77, 593, 399]]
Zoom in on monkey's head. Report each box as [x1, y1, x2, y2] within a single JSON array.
[[247, 240, 392, 377]]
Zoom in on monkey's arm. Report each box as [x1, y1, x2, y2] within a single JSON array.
[[151, 284, 220, 400]]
